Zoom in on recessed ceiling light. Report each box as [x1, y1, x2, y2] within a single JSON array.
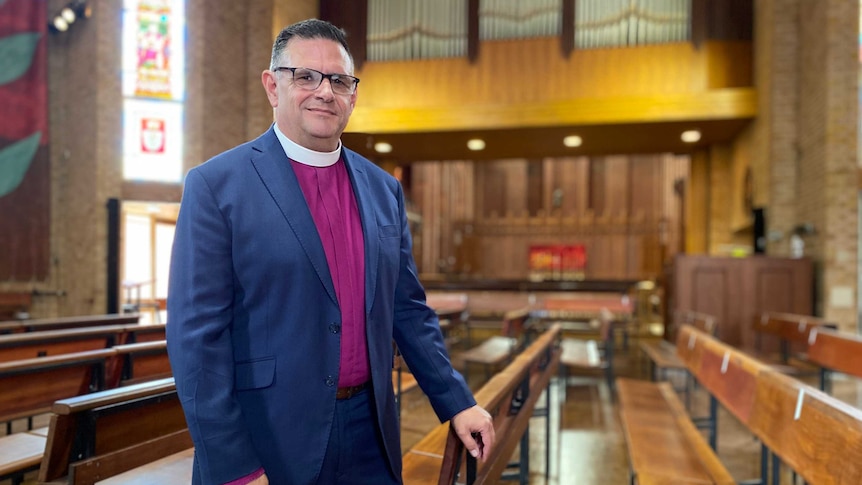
[[374, 142, 392, 153], [467, 138, 486, 151], [563, 135, 582, 147], [681, 130, 701, 143]]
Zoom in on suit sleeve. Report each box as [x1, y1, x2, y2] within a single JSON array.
[[390, 183, 477, 422], [167, 169, 263, 485]]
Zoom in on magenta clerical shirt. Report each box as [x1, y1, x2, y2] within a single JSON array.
[[290, 156, 370, 387]]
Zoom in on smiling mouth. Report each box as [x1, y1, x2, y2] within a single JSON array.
[[307, 107, 336, 116]]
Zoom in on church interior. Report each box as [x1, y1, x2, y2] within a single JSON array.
[[1, 0, 861, 483]]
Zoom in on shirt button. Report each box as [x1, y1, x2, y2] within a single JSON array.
[[325, 376, 335, 387], [330, 323, 341, 334]]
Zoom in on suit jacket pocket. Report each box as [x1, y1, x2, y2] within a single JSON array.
[[379, 224, 399, 238], [235, 356, 276, 390]]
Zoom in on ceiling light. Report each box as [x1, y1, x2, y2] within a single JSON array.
[[563, 135, 582, 147], [467, 138, 485, 151], [374, 142, 392, 153], [681, 130, 701, 143], [52, 16, 69, 32], [61, 7, 76, 23]]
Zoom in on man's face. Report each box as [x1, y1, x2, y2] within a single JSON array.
[[262, 38, 356, 152]]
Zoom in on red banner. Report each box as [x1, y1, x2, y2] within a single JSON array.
[[0, 0, 49, 280], [529, 244, 586, 281]]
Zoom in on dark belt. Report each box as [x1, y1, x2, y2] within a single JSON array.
[[336, 381, 369, 400]]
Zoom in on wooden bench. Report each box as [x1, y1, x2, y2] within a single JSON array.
[[426, 292, 470, 348], [638, 311, 718, 406], [806, 327, 862, 392], [0, 349, 116, 483], [616, 377, 735, 485], [747, 312, 835, 374], [559, 310, 614, 393], [459, 307, 531, 384], [106, 340, 171, 388], [38, 377, 192, 485], [0, 323, 163, 363], [678, 324, 862, 484], [401, 324, 560, 485], [0, 313, 140, 334]]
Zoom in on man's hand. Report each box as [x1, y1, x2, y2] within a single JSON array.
[[451, 405, 495, 461]]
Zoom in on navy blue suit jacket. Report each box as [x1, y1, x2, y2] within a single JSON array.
[[166, 127, 475, 484]]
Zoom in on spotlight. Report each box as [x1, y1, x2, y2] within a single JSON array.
[[52, 16, 69, 32], [60, 7, 76, 24], [49, 1, 90, 34]]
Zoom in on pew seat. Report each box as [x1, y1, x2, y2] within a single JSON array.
[[559, 313, 614, 392], [616, 377, 735, 485], [460, 307, 530, 384], [96, 448, 193, 485], [0, 430, 47, 484]]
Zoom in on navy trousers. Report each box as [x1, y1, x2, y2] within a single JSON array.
[[317, 388, 401, 485]]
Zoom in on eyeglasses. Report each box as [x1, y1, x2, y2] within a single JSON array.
[[273, 67, 360, 95]]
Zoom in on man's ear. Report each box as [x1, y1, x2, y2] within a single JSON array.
[[262, 70, 278, 107]]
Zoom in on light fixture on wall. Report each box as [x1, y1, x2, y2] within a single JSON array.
[[49, 1, 91, 33], [563, 135, 582, 147], [680, 129, 701, 143]]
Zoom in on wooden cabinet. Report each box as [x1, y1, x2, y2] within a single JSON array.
[[668, 255, 813, 348]]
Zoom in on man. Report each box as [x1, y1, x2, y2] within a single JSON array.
[[166, 19, 495, 485]]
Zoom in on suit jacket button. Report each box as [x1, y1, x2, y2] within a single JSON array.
[[330, 323, 341, 334], [325, 377, 335, 386]]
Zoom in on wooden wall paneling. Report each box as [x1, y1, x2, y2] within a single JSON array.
[[604, 156, 631, 216], [672, 255, 741, 344], [739, 257, 813, 350]]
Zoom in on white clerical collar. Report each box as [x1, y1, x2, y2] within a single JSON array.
[[273, 124, 341, 167]]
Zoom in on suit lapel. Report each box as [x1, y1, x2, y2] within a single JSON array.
[[343, 151, 379, 313], [249, 128, 338, 305]]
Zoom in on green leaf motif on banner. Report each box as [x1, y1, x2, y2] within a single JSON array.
[[0, 132, 40, 198], [0, 32, 42, 85]]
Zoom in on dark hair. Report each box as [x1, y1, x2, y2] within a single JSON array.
[[270, 19, 352, 70]]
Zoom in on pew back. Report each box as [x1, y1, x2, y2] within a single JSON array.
[[402, 324, 560, 485], [807, 328, 862, 380], [0, 314, 140, 334], [0, 349, 114, 424], [679, 324, 862, 484]]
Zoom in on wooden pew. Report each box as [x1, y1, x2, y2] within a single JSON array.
[[0, 349, 115, 483], [38, 378, 192, 485], [0, 323, 165, 363], [0, 349, 114, 426], [748, 368, 862, 484], [559, 309, 614, 393], [678, 324, 862, 484], [0, 313, 140, 334], [616, 378, 735, 485], [748, 311, 834, 374], [806, 327, 862, 391], [639, 311, 717, 383], [459, 307, 531, 384], [106, 340, 171, 388], [401, 324, 560, 485], [426, 292, 469, 348], [0, 326, 128, 362]]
